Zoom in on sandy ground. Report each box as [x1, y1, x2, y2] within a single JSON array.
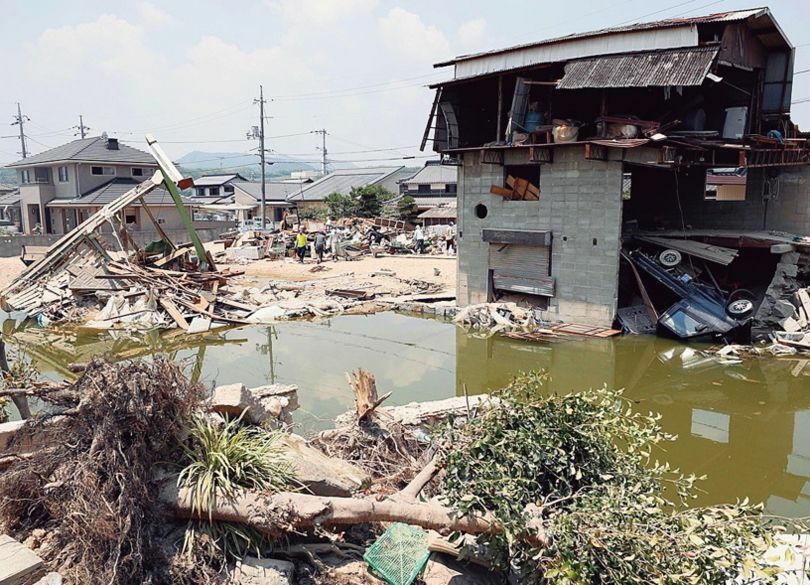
[[0, 256, 25, 289], [234, 254, 457, 295]]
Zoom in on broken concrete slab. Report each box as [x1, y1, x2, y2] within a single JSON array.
[[249, 384, 299, 414], [209, 383, 268, 424], [230, 557, 294, 585], [282, 433, 369, 497], [774, 300, 798, 320], [781, 316, 803, 333], [0, 534, 44, 585], [776, 263, 799, 278]]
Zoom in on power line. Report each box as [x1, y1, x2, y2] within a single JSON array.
[[611, 0, 700, 27]]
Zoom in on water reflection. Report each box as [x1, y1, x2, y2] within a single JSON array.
[[3, 312, 809, 517]]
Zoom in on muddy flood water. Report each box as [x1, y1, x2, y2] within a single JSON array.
[[5, 311, 810, 517]]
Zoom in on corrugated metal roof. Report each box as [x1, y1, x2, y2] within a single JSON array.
[[558, 46, 718, 89], [193, 174, 246, 187], [288, 167, 404, 202], [436, 8, 769, 67], [401, 163, 458, 186], [232, 181, 300, 202], [45, 178, 192, 207], [5, 137, 157, 168]]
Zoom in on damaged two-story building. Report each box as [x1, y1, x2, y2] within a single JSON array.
[[424, 7, 810, 339]]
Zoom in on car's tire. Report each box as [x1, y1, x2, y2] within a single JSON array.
[[726, 297, 754, 318], [659, 249, 682, 267]]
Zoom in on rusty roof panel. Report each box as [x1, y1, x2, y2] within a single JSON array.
[[557, 46, 719, 89]]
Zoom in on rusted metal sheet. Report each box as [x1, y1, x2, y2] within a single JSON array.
[[557, 46, 719, 89], [482, 229, 551, 246]]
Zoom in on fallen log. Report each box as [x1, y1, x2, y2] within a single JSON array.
[[162, 482, 548, 548]]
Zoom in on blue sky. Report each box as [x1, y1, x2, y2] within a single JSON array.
[[1, 0, 809, 167]]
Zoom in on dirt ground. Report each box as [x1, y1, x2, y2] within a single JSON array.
[[235, 254, 456, 295], [0, 256, 25, 289]]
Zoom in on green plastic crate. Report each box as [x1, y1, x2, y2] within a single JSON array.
[[363, 523, 431, 585]]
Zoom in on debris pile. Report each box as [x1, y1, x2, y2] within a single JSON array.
[[754, 251, 810, 348]]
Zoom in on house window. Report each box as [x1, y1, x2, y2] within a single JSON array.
[[20, 169, 31, 184], [445, 184, 457, 194], [224, 185, 234, 194], [58, 166, 69, 183], [498, 165, 541, 201], [417, 184, 431, 194], [91, 166, 115, 176], [125, 211, 137, 224], [34, 167, 51, 183], [210, 187, 220, 196], [131, 167, 144, 177]]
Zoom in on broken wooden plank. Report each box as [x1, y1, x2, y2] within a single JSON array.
[[159, 298, 190, 330]]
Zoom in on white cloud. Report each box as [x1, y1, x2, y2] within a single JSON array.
[[457, 18, 486, 46], [268, 0, 377, 27], [377, 7, 450, 61], [137, 2, 172, 26]]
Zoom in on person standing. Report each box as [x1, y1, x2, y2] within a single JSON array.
[[295, 230, 308, 263], [445, 222, 456, 255], [329, 228, 341, 261], [314, 231, 326, 264], [413, 224, 426, 255]]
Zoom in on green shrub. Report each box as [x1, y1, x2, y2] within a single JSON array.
[[440, 372, 784, 584]]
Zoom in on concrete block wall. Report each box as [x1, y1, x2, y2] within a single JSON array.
[[457, 145, 624, 326]]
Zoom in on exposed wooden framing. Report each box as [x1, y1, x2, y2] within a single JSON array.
[[139, 196, 176, 250], [480, 149, 504, 165], [496, 76, 503, 141], [421, 88, 443, 152], [584, 143, 608, 161], [529, 146, 553, 163]]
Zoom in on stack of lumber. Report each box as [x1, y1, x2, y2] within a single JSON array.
[[490, 175, 540, 201], [0, 177, 258, 332]]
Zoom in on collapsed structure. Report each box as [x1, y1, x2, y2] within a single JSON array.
[[424, 7, 810, 341]]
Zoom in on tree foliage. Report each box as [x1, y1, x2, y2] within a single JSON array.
[[324, 186, 394, 219], [397, 195, 420, 223], [439, 372, 786, 584]]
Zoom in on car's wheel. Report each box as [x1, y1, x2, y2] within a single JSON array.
[[726, 298, 754, 318], [659, 249, 682, 267]]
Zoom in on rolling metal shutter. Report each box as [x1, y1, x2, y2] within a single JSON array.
[[489, 243, 554, 297]]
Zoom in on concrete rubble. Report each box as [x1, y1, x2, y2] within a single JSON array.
[[229, 557, 295, 585]]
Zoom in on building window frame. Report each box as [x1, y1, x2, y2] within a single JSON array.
[[20, 169, 31, 184], [58, 166, 69, 183], [131, 167, 145, 177], [91, 166, 116, 176]]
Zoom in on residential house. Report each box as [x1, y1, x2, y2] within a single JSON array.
[[417, 200, 457, 226], [424, 7, 809, 327], [399, 160, 457, 204], [287, 167, 407, 213], [0, 183, 21, 229], [4, 135, 195, 235], [232, 181, 299, 222], [192, 173, 247, 198]]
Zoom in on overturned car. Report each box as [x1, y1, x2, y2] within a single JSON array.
[[622, 250, 754, 342]]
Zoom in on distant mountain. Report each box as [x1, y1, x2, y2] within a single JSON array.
[[0, 168, 17, 186], [176, 151, 318, 178]]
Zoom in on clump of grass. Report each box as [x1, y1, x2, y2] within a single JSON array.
[[178, 412, 293, 559]]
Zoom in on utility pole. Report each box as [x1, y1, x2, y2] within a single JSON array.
[[11, 103, 29, 159], [247, 85, 269, 230], [74, 115, 90, 138], [312, 129, 328, 177]]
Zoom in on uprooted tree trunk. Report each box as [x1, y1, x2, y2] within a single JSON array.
[[161, 456, 548, 550], [346, 369, 391, 421]]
